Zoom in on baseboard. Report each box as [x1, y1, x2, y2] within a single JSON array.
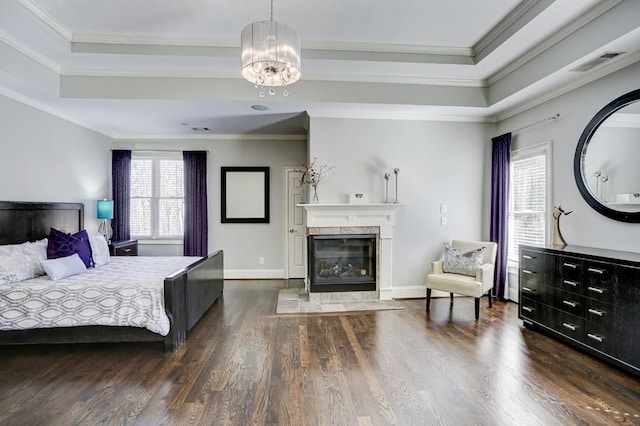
[[382, 285, 427, 300], [224, 269, 285, 279]]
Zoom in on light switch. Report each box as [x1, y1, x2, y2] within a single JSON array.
[[441, 217, 447, 226]]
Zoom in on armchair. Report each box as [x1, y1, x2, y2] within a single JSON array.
[[426, 240, 497, 320]]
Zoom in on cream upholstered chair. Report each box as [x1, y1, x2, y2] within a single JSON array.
[[426, 240, 498, 320]]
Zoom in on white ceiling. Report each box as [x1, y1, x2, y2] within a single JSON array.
[[1, 0, 639, 138]]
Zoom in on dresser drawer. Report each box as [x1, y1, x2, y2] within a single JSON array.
[[552, 310, 584, 342], [553, 290, 584, 317], [584, 320, 618, 356], [520, 249, 547, 268], [519, 280, 553, 305], [519, 297, 550, 324], [584, 260, 615, 303], [559, 256, 583, 294], [617, 265, 640, 312], [584, 298, 615, 327]]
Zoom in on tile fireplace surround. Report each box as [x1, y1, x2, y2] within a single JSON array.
[[301, 203, 403, 300]]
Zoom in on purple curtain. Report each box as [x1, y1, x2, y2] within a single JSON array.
[[111, 150, 131, 242], [183, 151, 208, 256], [490, 133, 511, 301]]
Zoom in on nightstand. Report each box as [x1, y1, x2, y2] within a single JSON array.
[[109, 240, 138, 256]]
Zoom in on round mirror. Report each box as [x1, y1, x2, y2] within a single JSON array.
[[574, 88, 640, 223]]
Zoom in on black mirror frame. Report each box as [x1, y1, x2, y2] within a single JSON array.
[[574, 88, 640, 223], [221, 166, 270, 224]]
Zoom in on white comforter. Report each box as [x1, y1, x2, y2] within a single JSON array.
[[0, 256, 200, 336]]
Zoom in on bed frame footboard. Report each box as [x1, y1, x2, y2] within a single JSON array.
[[163, 249, 224, 351]]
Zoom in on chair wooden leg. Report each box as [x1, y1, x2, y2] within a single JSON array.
[[426, 288, 432, 311], [474, 297, 480, 320], [487, 289, 492, 308], [450, 292, 454, 301]]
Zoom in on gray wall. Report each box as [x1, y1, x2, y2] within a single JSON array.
[[498, 61, 640, 300], [113, 138, 306, 277], [0, 94, 111, 231], [308, 117, 492, 296]]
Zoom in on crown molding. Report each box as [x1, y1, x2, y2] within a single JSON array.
[[112, 134, 308, 141], [473, 0, 551, 59], [494, 50, 640, 122], [0, 85, 111, 136], [18, 0, 73, 41], [0, 30, 60, 73], [306, 109, 492, 123], [488, 0, 622, 86]]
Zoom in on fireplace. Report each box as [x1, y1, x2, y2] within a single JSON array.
[[308, 234, 376, 292]]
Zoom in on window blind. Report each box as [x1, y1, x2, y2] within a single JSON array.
[[508, 153, 547, 261]]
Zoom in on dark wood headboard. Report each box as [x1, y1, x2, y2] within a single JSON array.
[[0, 201, 84, 245]]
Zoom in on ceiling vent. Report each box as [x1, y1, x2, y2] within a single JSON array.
[[571, 52, 624, 72], [191, 127, 211, 131]]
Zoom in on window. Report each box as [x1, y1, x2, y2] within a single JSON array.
[[130, 152, 184, 239], [508, 142, 551, 262]]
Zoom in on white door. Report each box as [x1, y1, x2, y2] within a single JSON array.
[[286, 168, 306, 278]]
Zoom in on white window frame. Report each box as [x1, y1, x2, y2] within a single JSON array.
[[508, 141, 552, 266], [130, 151, 184, 241]]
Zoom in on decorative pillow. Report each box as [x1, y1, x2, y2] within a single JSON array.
[[89, 234, 110, 268], [442, 244, 486, 277], [47, 228, 93, 268], [0, 240, 48, 284], [40, 253, 87, 281]]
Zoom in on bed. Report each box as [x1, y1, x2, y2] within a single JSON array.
[[0, 201, 224, 351]]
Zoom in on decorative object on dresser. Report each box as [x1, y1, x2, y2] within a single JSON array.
[[426, 240, 498, 320], [96, 199, 114, 243], [109, 239, 138, 256], [551, 205, 572, 247], [519, 244, 640, 376]]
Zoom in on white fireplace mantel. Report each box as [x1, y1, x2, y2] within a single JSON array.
[[301, 203, 405, 300], [300, 203, 404, 239]]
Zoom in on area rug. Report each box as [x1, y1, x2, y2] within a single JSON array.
[[276, 288, 405, 314]]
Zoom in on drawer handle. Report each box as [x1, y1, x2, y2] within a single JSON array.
[[562, 323, 577, 331], [588, 308, 604, 317], [562, 300, 578, 308], [123, 248, 132, 252], [587, 286, 604, 294], [587, 333, 603, 343], [563, 280, 578, 287], [522, 270, 534, 275], [522, 287, 534, 293], [563, 263, 578, 269], [587, 268, 605, 274], [523, 255, 534, 260], [522, 306, 534, 313]]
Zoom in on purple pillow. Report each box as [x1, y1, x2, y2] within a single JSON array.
[[47, 228, 93, 268]]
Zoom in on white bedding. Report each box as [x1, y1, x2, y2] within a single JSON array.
[[0, 256, 200, 336]]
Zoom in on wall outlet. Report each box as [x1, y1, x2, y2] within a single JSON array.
[[259, 257, 265, 265], [440, 204, 448, 214], [441, 217, 447, 226]]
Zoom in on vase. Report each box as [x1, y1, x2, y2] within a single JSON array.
[[311, 184, 319, 203]]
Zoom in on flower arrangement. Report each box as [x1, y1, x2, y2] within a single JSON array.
[[295, 157, 336, 203]]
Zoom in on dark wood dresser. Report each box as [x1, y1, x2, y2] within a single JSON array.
[[109, 239, 138, 256], [519, 244, 640, 376]]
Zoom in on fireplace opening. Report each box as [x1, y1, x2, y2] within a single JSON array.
[[308, 234, 376, 292]]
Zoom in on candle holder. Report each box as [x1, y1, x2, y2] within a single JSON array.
[[384, 172, 391, 203], [393, 168, 400, 204]]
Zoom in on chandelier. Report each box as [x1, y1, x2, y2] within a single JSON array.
[[241, 0, 301, 97]]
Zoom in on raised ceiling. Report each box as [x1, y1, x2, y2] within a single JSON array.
[[0, 0, 639, 138]]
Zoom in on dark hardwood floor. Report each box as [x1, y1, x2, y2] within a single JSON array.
[[1, 280, 639, 425]]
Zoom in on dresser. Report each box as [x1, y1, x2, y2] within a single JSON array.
[[519, 244, 640, 376], [109, 240, 138, 256]]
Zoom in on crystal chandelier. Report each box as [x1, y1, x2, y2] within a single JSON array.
[[241, 0, 301, 97]]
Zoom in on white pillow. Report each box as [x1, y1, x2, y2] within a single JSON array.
[[0, 239, 48, 284], [40, 253, 87, 281], [89, 234, 110, 267]]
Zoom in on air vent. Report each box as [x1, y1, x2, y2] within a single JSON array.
[[191, 127, 210, 131], [571, 52, 624, 72]]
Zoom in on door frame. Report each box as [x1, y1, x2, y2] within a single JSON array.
[[283, 166, 306, 279]]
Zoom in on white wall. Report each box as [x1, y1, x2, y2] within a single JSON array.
[[0, 94, 111, 230], [112, 138, 306, 277], [498, 61, 640, 299], [308, 117, 492, 297]]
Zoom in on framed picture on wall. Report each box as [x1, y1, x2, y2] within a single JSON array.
[[221, 166, 270, 223]]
